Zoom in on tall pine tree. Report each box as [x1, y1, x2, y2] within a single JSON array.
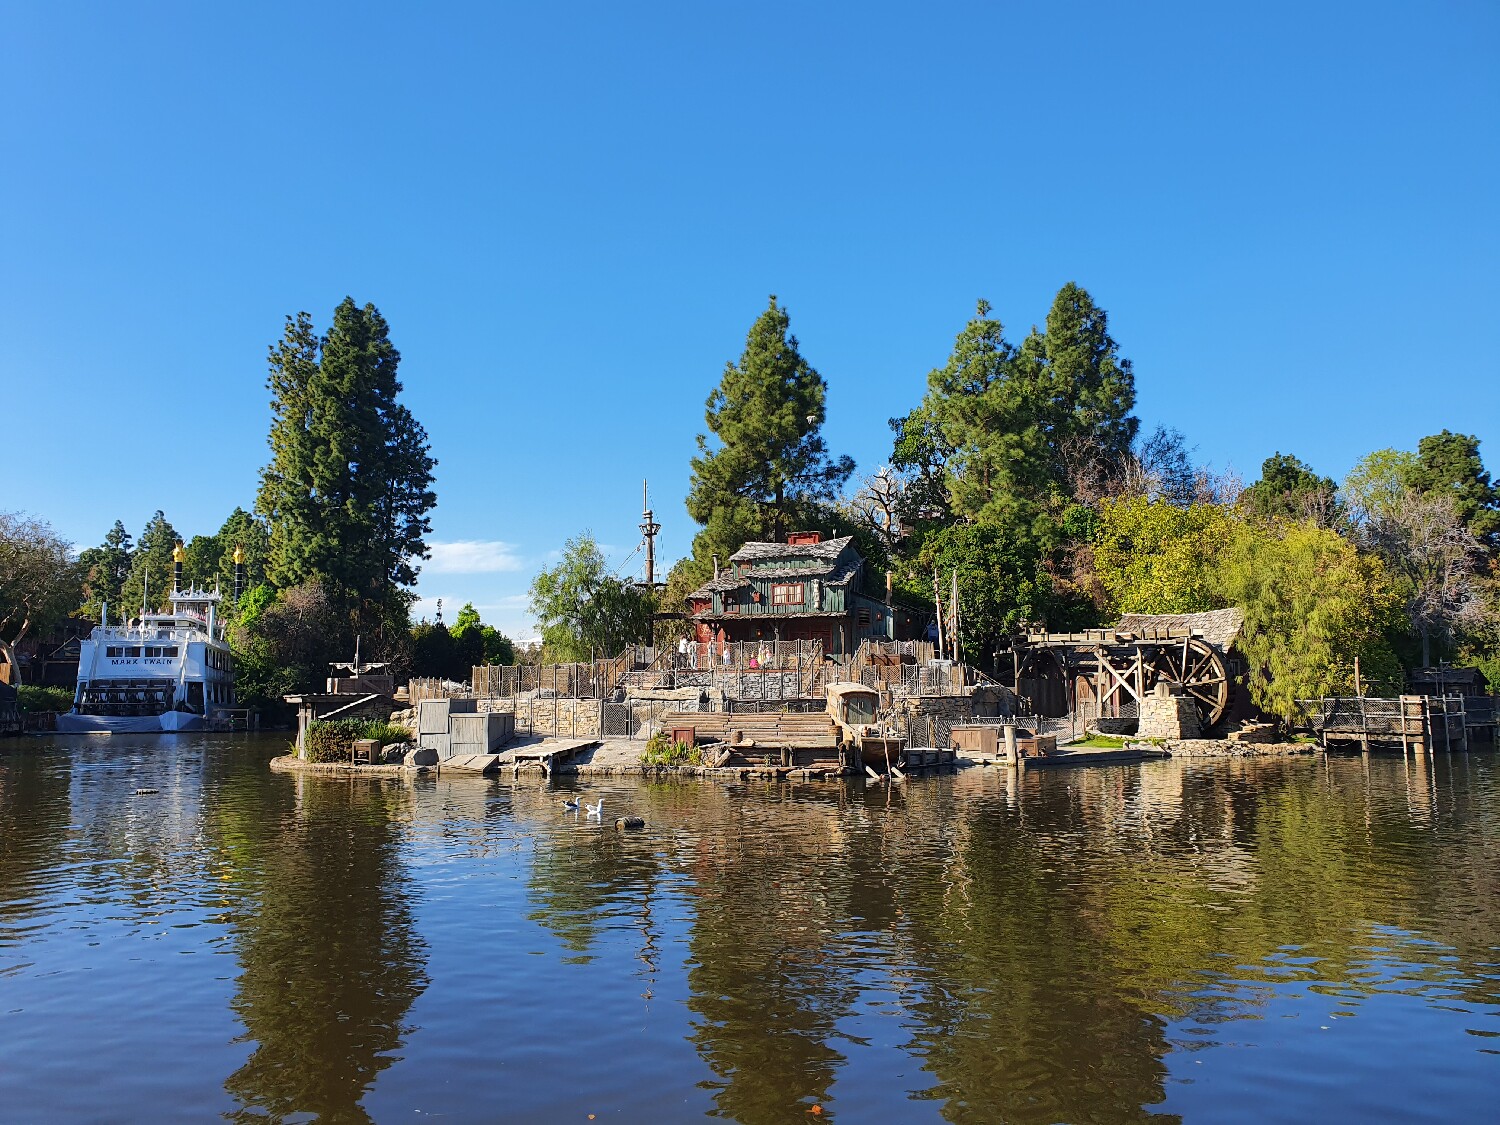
[[686, 296, 853, 565], [924, 284, 1139, 528], [256, 299, 437, 640], [120, 510, 180, 616], [78, 519, 134, 622]]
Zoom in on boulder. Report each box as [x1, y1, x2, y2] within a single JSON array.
[[382, 743, 411, 764], [404, 746, 439, 767]]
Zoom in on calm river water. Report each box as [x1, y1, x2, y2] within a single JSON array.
[[1, 735, 1497, 1123]]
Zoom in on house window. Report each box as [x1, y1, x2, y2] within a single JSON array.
[[771, 584, 804, 606]]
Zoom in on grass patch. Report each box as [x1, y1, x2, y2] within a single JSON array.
[[1070, 734, 1127, 749], [303, 717, 414, 763]]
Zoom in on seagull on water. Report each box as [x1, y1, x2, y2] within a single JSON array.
[[585, 797, 604, 818], [562, 796, 580, 811]]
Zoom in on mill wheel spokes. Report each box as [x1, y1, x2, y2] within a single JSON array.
[[1150, 637, 1230, 730]]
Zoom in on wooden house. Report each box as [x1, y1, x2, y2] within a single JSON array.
[[686, 532, 922, 656]]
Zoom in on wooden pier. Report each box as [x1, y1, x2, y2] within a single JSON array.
[[509, 739, 599, 776], [1306, 694, 1498, 754]]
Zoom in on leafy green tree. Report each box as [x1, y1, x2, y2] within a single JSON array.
[[924, 300, 1034, 524], [912, 523, 1053, 663], [450, 602, 514, 667], [229, 581, 347, 707], [1342, 448, 1421, 524], [686, 297, 854, 563], [1092, 498, 1234, 615], [255, 300, 437, 645], [529, 534, 654, 662], [409, 620, 459, 680], [119, 510, 180, 615], [77, 519, 133, 622], [0, 512, 80, 680], [1242, 453, 1338, 524], [887, 402, 953, 534], [1220, 521, 1402, 720], [1408, 430, 1500, 546]]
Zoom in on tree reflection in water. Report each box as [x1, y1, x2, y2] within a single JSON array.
[[680, 785, 863, 1122], [206, 770, 428, 1124]]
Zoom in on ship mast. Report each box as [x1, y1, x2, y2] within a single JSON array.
[[639, 480, 661, 589]]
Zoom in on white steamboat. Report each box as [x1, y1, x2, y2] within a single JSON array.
[[60, 555, 236, 734]]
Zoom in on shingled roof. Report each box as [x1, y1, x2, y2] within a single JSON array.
[[1114, 608, 1245, 651], [729, 536, 853, 563], [688, 536, 861, 603]]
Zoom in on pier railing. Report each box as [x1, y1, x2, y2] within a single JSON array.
[[1297, 694, 1498, 751]]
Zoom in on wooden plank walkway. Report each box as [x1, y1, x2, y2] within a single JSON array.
[[509, 739, 599, 775]]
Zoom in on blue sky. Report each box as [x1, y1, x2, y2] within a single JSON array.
[[3, 2, 1496, 641]]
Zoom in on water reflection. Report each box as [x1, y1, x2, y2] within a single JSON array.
[[202, 767, 428, 1123], [2, 739, 1497, 1123], [0, 747, 73, 958]]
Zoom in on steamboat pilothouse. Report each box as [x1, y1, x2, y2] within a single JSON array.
[[59, 544, 237, 733]]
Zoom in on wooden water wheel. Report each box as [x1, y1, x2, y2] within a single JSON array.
[[1148, 636, 1230, 729]]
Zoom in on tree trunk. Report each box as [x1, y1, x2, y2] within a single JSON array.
[[0, 636, 22, 686], [1420, 625, 1431, 668]]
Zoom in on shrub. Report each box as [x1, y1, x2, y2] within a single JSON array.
[[641, 730, 701, 767], [303, 717, 414, 763], [18, 685, 75, 713]]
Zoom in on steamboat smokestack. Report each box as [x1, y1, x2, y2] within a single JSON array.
[[172, 542, 185, 595]]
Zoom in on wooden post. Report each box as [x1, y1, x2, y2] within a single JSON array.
[[1003, 722, 1018, 767]]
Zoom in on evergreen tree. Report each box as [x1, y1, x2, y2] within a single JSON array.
[[924, 286, 1139, 527], [1408, 430, 1500, 547], [925, 300, 1036, 525], [687, 297, 854, 562], [120, 510, 179, 616], [1014, 282, 1139, 477], [1243, 453, 1338, 524], [255, 299, 437, 643], [78, 519, 134, 622], [214, 507, 272, 599]]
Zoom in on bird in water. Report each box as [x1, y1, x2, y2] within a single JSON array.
[[585, 797, 604, 818], [562, 796, 580, 811]]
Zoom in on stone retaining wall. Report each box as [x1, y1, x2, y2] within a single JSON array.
[[479, 696, 603, 738], [1134, 739, 1315, 758]]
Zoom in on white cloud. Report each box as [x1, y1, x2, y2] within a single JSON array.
[[423, 540, 524, 574]]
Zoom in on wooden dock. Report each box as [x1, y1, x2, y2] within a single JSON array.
[[1307, 695, 1498, 754], [509, 739, 599, 776]]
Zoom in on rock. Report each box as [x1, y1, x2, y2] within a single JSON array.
[[615, 816, 646, 830], [382, 742, 410, 763], [1226, 721, 1281, 744], [404, 746, 439, 767]]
